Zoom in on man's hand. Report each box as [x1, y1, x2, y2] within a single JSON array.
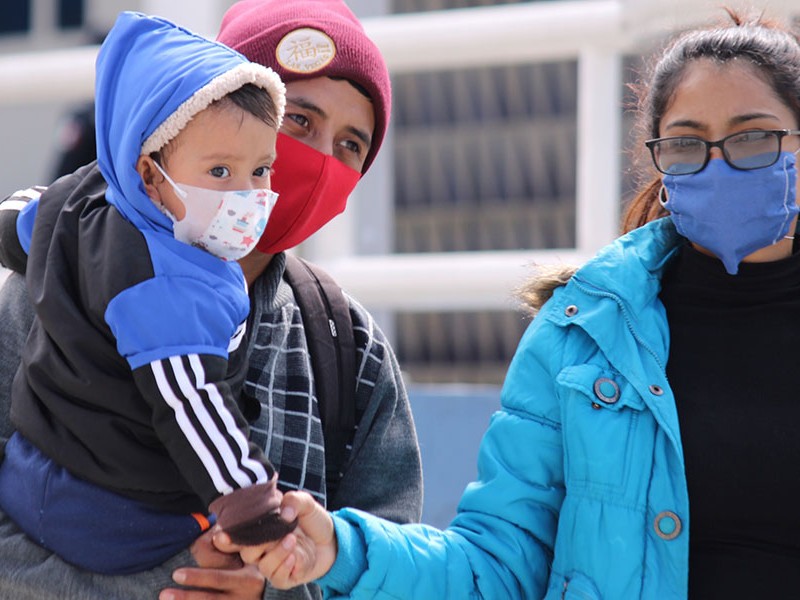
[[157, 528, 266, 600], [191, 528, 245, 570], [214, 491, 337, 590]]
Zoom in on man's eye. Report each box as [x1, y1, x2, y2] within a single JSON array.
[[342, 139, 362, 155], [209, 166, 230, 178], [286, 114, 309, 128]]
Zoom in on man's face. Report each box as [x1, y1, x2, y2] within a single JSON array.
[[280, 77, 375, 173]]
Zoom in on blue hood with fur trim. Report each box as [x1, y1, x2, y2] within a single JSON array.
[[95, 11, 281, 233]]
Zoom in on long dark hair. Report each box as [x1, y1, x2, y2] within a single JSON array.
[[621, 9, 800, 233]]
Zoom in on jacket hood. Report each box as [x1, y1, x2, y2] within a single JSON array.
[[518, 218, 683, 315], [575, 218, 682, 302], [95, 11, 285, 233], [517, 263, 580, 316]]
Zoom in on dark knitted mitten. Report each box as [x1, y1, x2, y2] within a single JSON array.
[[209, 475, 298, 545]]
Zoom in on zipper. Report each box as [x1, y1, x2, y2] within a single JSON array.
[[571, 277, 665, 372]]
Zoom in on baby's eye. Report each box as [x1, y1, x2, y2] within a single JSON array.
[[209, 166, 230, 178], [252, 166, 272, 177]]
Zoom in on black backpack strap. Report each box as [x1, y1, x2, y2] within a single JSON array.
[[283, 254, 356, 500]]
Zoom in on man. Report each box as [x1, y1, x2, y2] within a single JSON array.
[[0, 1, 422, 599]]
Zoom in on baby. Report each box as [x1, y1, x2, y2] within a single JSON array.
[[0, 11, 295, 574]]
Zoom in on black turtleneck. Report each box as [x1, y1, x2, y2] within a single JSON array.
[[660, 242, 800, 598]]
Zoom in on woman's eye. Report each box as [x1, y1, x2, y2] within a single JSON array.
[[661, 138, 701, 153], [674, 138, 699, 149], [730, 131, 768, 144], [209, 166, 230, 178]]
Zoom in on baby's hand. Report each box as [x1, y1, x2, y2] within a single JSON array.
[[213, 491, 337, 589], [209, 475, 298, 545]]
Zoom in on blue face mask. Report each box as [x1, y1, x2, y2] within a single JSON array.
[[660, 153, 799, 275]]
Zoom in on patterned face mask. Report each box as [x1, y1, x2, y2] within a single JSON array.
[[154, 161, 278, 261]]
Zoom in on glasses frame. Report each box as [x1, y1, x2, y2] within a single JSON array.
[[644, 129, 800, 175]]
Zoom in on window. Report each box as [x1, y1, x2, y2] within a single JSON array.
[[58, 0, 83, 29], [0, 0, 31, 34]]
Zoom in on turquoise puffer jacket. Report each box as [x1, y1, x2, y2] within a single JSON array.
[[320, 218, 689, 599]]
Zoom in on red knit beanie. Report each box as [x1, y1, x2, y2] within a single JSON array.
[[217, 0, 390, 173]]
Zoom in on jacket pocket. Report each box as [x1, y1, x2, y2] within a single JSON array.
[[556, 364, 643, 493]]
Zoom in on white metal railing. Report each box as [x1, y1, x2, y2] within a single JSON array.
[[1, 0, 796, 311]]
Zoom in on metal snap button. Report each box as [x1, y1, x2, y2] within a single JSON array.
[[649, 384, 664, 396], [565, 305, 578, 317], [593, 377, 620, 404], [654, 510, 682, 540]]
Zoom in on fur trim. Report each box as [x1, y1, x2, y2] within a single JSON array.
[[516, 263, 579, 317], [142, 63, 286, 155]]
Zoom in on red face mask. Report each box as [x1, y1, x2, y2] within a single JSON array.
[[256, 133, 362, 254]]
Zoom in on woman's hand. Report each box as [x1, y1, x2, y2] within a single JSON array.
[[214, 491, 338, 589], [157, 528, 266, 600]]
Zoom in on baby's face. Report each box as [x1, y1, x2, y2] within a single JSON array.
[[154, 104, 278, 220]]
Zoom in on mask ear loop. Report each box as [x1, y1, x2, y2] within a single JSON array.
[[152, 160, 188, 200], [148, 159, 185, 224]]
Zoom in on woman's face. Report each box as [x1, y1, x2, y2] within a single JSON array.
[[659, 58, 800, 265]]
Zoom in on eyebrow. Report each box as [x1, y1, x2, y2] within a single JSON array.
[[287, 97, 373, 148], [347, 125, 372, 149], [664, 112, 782, 132]]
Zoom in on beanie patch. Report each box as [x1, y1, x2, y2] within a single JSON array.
[[217, 0, 392, 172], [276, 28, 337, 74]]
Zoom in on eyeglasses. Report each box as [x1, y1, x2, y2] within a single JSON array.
[[645, 129, 800, 175]]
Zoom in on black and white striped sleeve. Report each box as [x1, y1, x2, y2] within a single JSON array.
[[0, 186, 45, 274], [132, 352, 275, 507]]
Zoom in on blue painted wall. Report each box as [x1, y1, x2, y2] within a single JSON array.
[[408, 385, 502, 528]]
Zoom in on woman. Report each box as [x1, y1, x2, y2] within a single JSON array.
[[219, 9, 800, 599]]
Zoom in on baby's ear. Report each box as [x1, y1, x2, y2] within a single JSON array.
[[136, 155, 161, 202]]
